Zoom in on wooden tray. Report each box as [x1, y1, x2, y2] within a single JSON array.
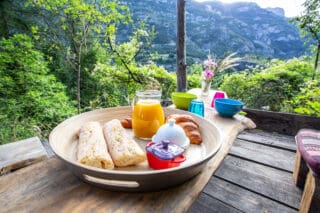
[[49, 106, 221, 192]]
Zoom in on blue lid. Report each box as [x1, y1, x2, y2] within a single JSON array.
[[146, 140, 184, 160]]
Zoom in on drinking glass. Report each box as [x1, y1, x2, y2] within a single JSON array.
[[211, 91, 225, 108], [188, 99, 204, 117], [132, 90, 165, 140]]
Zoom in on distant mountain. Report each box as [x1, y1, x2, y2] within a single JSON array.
[[265, 7, 285, 17], [121, 0, 308, 70]]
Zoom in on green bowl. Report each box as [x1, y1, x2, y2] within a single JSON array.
[[171, 92, 197, 110]]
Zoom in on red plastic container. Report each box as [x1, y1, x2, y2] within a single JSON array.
[[146, 141, 186, 170]]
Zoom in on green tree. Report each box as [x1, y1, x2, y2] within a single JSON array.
[[0, 34, 76, 144], [28, 0, 131, 113], [284, 79, 320, 117], [28, 0, 157, 113], [0, 1, 35, 38], [92, 61, 176, 108], [105, 21, 156, 85], [221, 59, 314, 112], [295, 0, 320, 79]]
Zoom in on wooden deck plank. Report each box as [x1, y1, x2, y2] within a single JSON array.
[[0, 137, 48, 175], [214, 155, 301, 209], [188, 193, 244, 213], [237, 129, 296, 151], [192, 129, 301, 212], [0, 158, 82, 212], [203, 176, 297, 213], [229, 139, 296, 172], [41, 140, 55, 157]]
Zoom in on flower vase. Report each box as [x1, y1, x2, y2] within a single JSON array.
[[201, 79, 212, 97]]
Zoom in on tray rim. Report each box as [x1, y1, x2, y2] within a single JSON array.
[[49, 106, 222, 176]]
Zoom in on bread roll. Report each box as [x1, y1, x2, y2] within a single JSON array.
[[186, 130, 202, 145], [120, 117, 132, 129], [77, 122, 114, 169], [103, 119, 146, 167], [166, 114, 202, 144], [166, 114, 199, 128]]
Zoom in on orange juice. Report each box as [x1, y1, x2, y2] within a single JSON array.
[[132, 100, 165, 140]]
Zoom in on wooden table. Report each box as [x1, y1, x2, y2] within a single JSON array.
[[0, 107, 255, 213]]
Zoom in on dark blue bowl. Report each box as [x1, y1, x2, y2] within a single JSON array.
[[214, 98, 244, 117]]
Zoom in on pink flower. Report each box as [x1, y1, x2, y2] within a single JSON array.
[[204, 59, 217, 68], [204, 68, 214, 79]]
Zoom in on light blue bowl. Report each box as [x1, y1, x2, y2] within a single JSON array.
[[215, 98, 244, 117]]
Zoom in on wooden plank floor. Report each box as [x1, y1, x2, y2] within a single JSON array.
[[189, 129, 302, 213]]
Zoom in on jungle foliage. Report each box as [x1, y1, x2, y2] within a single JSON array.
[[220, 59, 319, 116]]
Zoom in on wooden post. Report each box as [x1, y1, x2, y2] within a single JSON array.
[[299, 171, 320, 213], [293, 150, 309, 188], [176, 0, 187, 92]]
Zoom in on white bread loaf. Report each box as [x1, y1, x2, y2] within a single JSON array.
[[103, 119, 146, 167], [77, 122, 114, 169]]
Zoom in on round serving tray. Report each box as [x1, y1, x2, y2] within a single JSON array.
[[49, 106, 222, 192]]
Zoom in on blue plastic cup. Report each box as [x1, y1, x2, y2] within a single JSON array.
[[188, 99, 204, 117]]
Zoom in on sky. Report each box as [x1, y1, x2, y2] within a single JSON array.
[[194, 0, 306, 17]]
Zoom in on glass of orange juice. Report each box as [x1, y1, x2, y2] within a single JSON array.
[[132, 90, 165, 140]]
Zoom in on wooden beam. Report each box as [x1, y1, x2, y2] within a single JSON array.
[[176, 0, 187, 92], [0, 137, 48, 175], [243, 108, 320, 136]]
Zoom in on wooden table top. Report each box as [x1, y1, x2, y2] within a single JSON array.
[[0, 106, 255, 213]]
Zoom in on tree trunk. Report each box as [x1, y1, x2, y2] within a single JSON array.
[[313, 41, 320, 80], [176, 0, 187, 92], [77, 45, 82, 114]]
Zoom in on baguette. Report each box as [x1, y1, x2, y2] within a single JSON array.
[[103, 119, 146, 167], [77, 122, 114, 169]]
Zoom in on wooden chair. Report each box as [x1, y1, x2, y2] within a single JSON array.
[[293, 129, 320, 213]]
